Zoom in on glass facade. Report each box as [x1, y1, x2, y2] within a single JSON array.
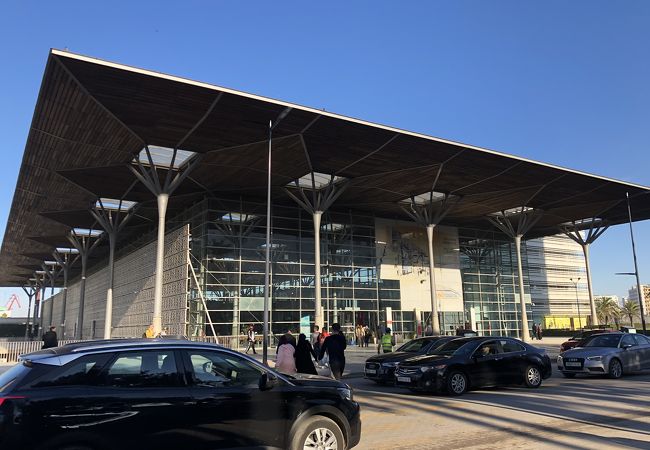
[[185, 198, 384, 341], [174, 197, 547, 341], [459, 229, 533, 338]]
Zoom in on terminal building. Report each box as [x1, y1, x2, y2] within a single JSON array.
[[1, 50, 648, 342]]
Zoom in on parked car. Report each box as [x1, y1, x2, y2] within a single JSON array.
[[560, 329, 615, 352], [558, 332, 650, 379], [394, 336, 552, 396], [0, 339, 360, 450], [364, 336, 456, 384]]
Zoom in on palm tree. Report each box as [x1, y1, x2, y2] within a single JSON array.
[[621, 300, 640, 326], [596, 297, 620, 326]]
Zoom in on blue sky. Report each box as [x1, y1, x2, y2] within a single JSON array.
[[1, 1, 648, 315]]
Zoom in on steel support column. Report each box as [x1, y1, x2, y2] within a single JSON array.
[[488, 208, 544, 343], [313, 211, 323, 328], [42, 263, 61, 329], [285, 175, 350, 330], [53, 251, 75, 338], [560, 219, 608, 327], [21, 284, 36, 340], [68, 231, 103, 339], [128, 147, 203, 336], [401, 191, 459, 335], [425, 224, 441, 334], [91, 200, 137, 339]]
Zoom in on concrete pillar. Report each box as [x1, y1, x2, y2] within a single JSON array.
[[426, 224, 441, 335], [581, 243, 598, 327], [514, 235, 531, 343], [153, 193, 169, 335], [313, 211, 323, 328]]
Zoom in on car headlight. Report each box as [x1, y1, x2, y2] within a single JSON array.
[[587, 356, 602, 361], [420, 364, 447, 373], [557, 355, 563, 362], [381, 362, 397, 367], [337, 387, 353, 401]]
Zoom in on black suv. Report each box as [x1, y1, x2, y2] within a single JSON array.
[[0, 339, 361, 450]]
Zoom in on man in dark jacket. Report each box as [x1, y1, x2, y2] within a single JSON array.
[[319, 323, 347, 380], [42, 326, 58, 349]]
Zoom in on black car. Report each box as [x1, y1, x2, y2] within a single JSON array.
[[364, 336, 456, 384], [394, 336, 552, 396], [0, 339, 360, 450]]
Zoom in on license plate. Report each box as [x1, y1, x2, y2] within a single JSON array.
[[397, 376, 411, 383], [565, 362, 581, 367], [365, 369, 377, 374]]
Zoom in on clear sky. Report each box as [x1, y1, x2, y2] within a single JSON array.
[[1, 1, 648, 315]]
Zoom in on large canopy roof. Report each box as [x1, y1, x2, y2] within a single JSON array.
[[2, 49, 649, 286]]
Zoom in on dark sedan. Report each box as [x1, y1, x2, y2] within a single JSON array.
[[395, 337, 552, 396], [364, 336, 456, 384], [560, 329, 615, 352], [0, 339, 360, 450]]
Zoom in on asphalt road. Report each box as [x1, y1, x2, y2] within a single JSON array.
[[349, 366, 650, 450]]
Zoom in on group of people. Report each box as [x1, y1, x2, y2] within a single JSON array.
[[275, 323, 347, 380], [354, 324, 373, 347], [531, 323, 543, 340]]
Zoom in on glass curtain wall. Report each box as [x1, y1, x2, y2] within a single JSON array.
[[459, 229, 533, 337], [186, 198, 380, 339]]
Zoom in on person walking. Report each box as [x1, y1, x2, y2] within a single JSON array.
[[355, 325, 363, 346], [42, 326, 58, 349], [319, 323, 347, 380], [536, 323, 543, 341], [379, 327, 396, 354], [311, 325, 321, 358], [245, 324, 257, 354], [295, 333, 318, 375], [363, 326, 371, 347], [275, 334, 297, 374]]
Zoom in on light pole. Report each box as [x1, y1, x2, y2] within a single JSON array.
[[625, 192, 646, 333], [570, 277, 582, 330]]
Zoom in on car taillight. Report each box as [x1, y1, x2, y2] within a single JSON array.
[[0, 396, 25, 407]]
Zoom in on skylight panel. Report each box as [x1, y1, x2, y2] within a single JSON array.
[[96, 198, 138, 211], [287, 172, 345, 190], [137, 145, 196, 169], [71, 228, 103, 238], [400, 192, 446, 205]]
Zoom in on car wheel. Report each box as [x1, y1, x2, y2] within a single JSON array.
[[446, 371, 468, 396], [608, 358, 623, 379], [290, 415, 346, 450], [562, 372, 576, 378], [523, 365, 542, 388]]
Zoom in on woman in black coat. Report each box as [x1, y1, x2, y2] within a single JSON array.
[[295, 333, 318, 375]]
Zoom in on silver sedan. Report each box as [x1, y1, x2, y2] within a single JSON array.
[[557, 332, 650, 379]]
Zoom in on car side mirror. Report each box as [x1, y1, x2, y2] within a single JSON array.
[[259, 372, 278, 391], [622, 344, 633, 350]]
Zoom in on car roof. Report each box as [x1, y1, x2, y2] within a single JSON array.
[[21, 338, 223, 360]]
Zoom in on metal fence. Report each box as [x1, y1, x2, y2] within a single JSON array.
[[0, 335, 281, 364]]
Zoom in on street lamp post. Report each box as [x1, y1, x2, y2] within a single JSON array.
[[570, 277, 582, 331]]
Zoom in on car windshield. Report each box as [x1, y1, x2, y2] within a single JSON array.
[[433, 339, 474, 356], [398, 339, 430, 352], [582, 335, 621, 348]]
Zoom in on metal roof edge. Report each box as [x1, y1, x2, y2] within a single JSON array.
[[50, 49, 650, 192]]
